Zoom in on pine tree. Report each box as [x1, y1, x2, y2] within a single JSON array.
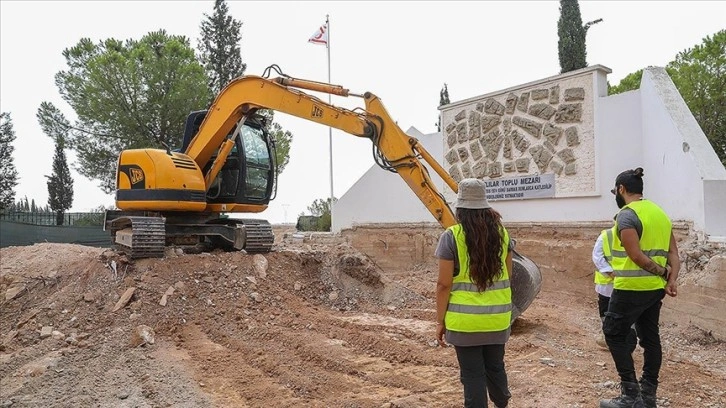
[[436, 84, 450, 132], [198, 0, 246, 98], [46, 138, 74, 225], [0, 112, 19, 210], [557, 0, 602, 73]]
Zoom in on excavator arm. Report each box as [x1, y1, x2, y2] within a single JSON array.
[[184, 73, 458, 229]]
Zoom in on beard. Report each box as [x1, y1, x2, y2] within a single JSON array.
[[615, 193, 626, 209]]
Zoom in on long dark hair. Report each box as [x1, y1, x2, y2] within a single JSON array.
[[456, 207, 505, 291]]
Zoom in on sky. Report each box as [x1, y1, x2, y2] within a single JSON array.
[[1, 1, 724, 224]]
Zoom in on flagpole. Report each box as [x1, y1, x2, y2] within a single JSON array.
[[326, 14, 334, 227]]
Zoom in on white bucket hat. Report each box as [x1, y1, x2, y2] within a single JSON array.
[[455, 178, 491, 209]]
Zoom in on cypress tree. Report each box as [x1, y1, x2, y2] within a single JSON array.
[[46, 138, 74, 225], [198, 0, 246, 97], [558, 0, 601, 73], [0, 112, 19, 210], [437, 84, 450, 132]]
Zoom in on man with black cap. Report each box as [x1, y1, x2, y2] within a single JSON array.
[[600, 167, 680, 408]]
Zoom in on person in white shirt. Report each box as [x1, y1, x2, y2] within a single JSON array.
[[592, 226, 637, 349], [593, 228, 615, 348]]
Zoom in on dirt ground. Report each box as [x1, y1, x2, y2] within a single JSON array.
[[1, 240, 724, 408]]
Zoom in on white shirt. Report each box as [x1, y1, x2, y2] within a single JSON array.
[[592, 233, 614, 297]]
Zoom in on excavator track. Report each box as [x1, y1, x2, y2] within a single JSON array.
[[239, 219, 274, 253], [111, 216, 166, 259]]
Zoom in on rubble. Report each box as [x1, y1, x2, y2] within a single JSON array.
[[0, 241, 723, 407]]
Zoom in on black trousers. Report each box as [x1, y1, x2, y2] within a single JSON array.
[[603, 288, 666, 385], [599, 293, 638, 345], [598, 293, 610, 319], [454, 344, 511, 408]]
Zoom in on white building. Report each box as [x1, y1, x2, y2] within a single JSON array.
[[333, 65, 726, 240]]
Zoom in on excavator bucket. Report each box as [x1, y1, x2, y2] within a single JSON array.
[[510, 249, 542, 321]]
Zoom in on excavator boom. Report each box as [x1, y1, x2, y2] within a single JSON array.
[[184, 74, 458, 228]]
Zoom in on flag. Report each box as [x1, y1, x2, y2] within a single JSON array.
[[308, 23, 328, 46]]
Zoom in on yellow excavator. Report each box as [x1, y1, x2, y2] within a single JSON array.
[[104, 65, 541, 319], [104, 65, 458, 258]]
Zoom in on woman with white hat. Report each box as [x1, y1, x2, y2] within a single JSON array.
[[435, 178, 514, 408]]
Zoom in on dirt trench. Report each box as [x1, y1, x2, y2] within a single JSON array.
[[1, 242, 724, 408]]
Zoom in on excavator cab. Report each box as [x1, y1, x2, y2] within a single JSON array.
[[105, 110, 277, 258], [180, 110, 276, 206]]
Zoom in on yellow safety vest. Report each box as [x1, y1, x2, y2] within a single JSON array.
[[445, 224, 512, 333], [594, 227, 615, 285], [611, 200, 671, 291]]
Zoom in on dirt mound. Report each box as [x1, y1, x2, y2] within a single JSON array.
[[1, 242, 724, 407]]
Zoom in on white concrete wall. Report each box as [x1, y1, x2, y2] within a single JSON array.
[[331, 127, 445, 232], [639, 67, 726, 238]]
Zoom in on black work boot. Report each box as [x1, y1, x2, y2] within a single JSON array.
[[639, 378, 657, 408], [599, 381, 644, 408]]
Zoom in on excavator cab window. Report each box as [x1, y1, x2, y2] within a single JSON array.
[[180, 110, 275, 205], [240, 125, 271, 199]]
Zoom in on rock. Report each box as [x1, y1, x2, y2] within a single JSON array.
[[159, 286, 175, 306], [531, 89, 549, 100], [293, 282, 302, 291], [250, 292, 263, 302], [112, 287, 136, 312], [5, 285, 26, 301], [175, 248, 184, 256], [202, 276, 214, 283], [329, 292, 339, 301], [554, 103, 583, 123], [2, 330, 18, 347], [131, 325, 155, 347], [539, 357, 553, 364], [40, 326, 53, 339], [253, 254, 268, 278], [83, 292, 96, 302], [51, 330, 65, 341], [65, 333, 79, 346], [117, 391, 130, 400], [564, 87, 585, 101], [246, 276, 257, 285]]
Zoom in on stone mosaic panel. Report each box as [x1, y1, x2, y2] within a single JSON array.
[[442, 72, 595, 196]]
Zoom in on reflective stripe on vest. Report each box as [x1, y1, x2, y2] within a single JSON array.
[[445, 224, 512, 333], [611, 200, 671, 291], [594, 228, 615, 285]]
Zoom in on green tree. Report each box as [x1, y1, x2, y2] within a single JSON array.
[[609, 30, 725, 164], [46, 137, 74, 225], [608, 70, 643, 95], [436, 83, 450, 132], [557, 0, 602, 73], [669, 30, 725, 164], [198, 0, 246, 97], [306, 197, 335, 232], [0, 112, 19, 210], [38, 30, 211, 193]]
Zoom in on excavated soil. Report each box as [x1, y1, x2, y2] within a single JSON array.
[[1, 242, 724, 408]]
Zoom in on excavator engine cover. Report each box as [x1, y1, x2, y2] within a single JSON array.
[[116, 149, 207, 212]]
